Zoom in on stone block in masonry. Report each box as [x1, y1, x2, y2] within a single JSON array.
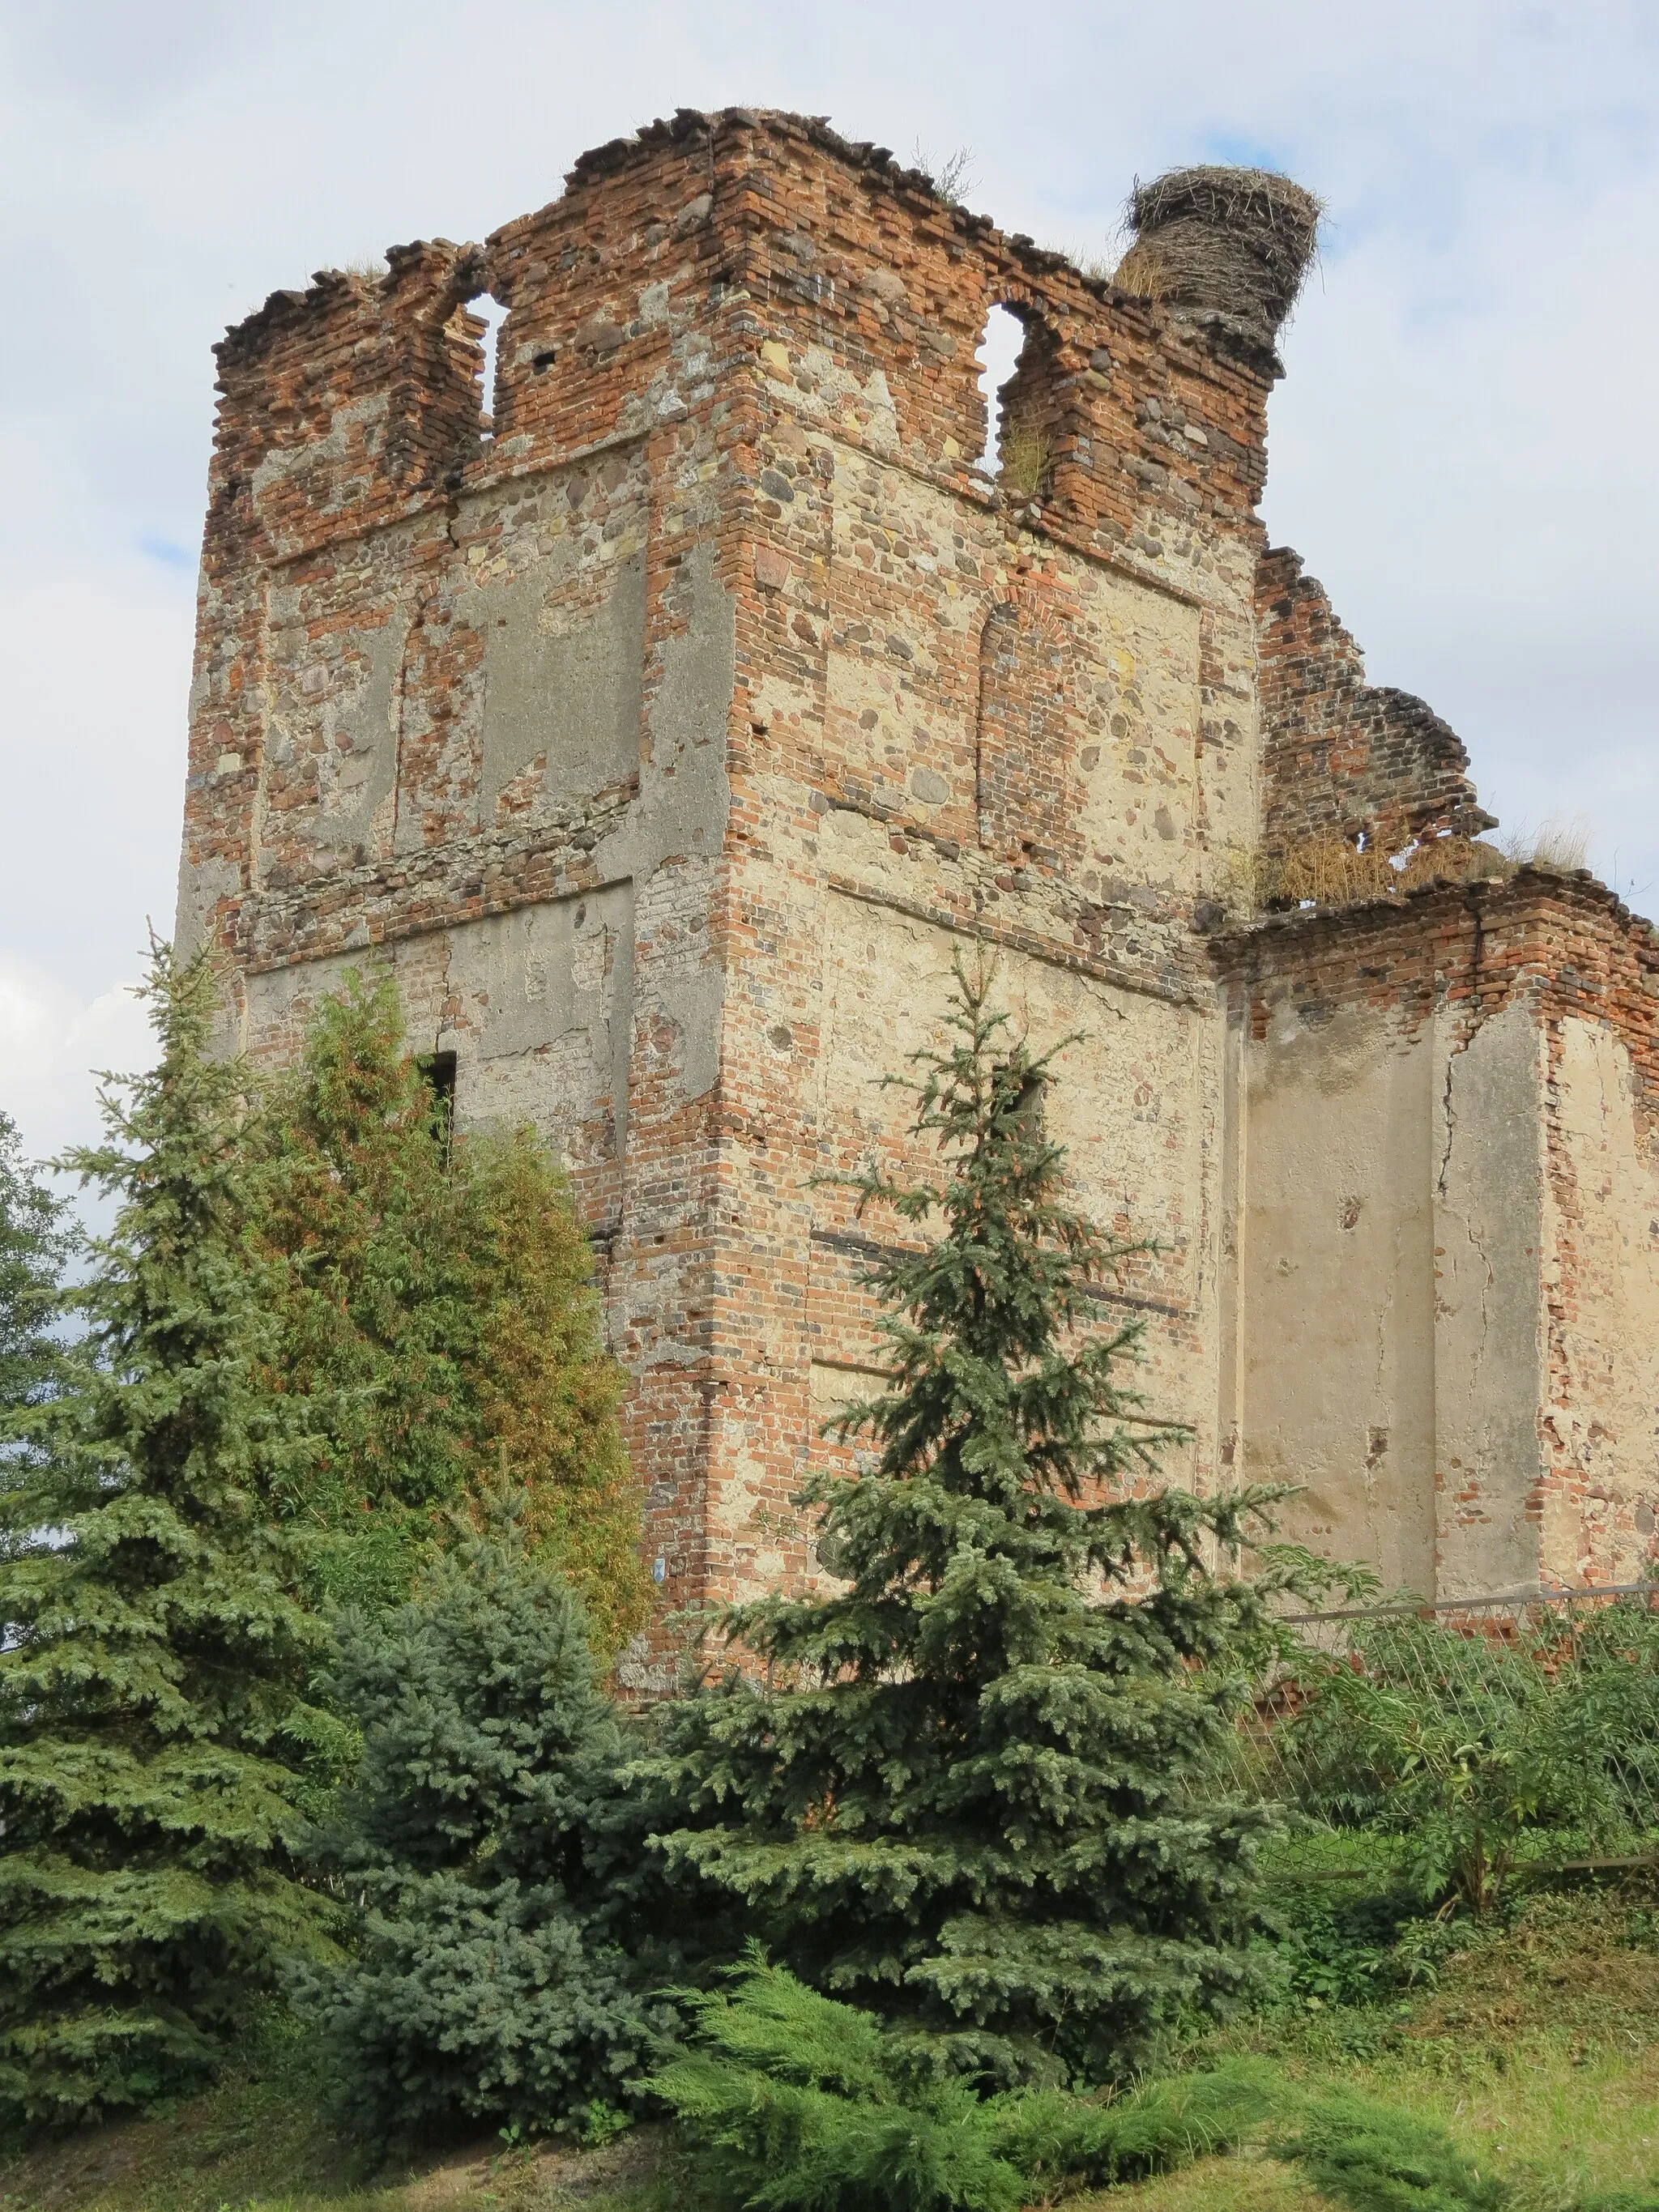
[[173, 106, 1659, 1665]]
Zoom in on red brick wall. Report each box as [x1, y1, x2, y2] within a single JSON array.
[[1255, 546, 1494, 855]]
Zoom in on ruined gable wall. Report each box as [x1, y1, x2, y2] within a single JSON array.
[[1218, 872, 1659, 1596], [183, 109, 1456, 1639], [1254, 546, 1493, 854]]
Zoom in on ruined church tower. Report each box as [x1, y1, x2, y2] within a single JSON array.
[[176, 110, 1659, 1671]]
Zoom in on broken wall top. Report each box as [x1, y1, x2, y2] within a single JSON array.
[[204, 107, 1294, 583], [200, 103, 1504, 885], [1255, 546, 1494, 854]]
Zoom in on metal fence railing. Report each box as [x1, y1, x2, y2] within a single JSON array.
[[1220, 1583, 1659, 1847]]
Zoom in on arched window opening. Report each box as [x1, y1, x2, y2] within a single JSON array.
[[461, 292, 509, 439], [974, 304, 1026, 474]]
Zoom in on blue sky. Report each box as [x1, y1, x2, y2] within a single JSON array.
[[2, 0, 1655, 1166]]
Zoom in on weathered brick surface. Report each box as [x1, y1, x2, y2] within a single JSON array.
[[1255, 546, 1495, 853], [174, 107, 1658, 1641]]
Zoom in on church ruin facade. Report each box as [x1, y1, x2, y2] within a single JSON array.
[[174, 109, 1659, 1660]]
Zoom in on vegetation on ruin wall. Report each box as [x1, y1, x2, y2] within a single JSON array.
[[0, 950, 646, 2131], [1215, 820, 1597, 922], [6, 949, 1659, 2210]]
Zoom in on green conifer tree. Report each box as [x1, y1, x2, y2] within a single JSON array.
[[293, 1494, 674, 2150], [0, 948, 339, 2130], [651, 956, 1283, 2088], [0, 1109, 72, 1512], [247, 974, 646, 1649]]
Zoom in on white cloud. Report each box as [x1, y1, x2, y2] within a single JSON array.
[[0, 957, 155, 1178]]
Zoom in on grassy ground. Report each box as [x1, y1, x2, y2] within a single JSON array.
[[3, 1883, 1657, 2211], [1108, 1883, 1659, 2212], [0, 2083, 675, 2212]]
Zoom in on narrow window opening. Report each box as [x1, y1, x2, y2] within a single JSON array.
[[974, 304, 1026, 473], [463, 293, 509, 438], [416, 1050, 457, 1153]]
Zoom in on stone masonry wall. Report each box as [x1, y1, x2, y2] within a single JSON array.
[[682, 113, 1292, 1609], [176, 104, 1653, 1656], [177, 109, 1303, 1665]]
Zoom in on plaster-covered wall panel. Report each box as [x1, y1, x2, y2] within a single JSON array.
[[818, 453, 1205, 896], [240, 880, 633, 1174], [401, 454, 652, 850], [262, 552, 419, 879], [478, 540, 646, 825], [239, 936, 445, 1068], [809, 886, 1211, 1469], [1432, 999, 1546, 1596], [1240, 1002, 1438, 1594], [1539, 1016, 1659, 1583], [823, 451, 982, 838]]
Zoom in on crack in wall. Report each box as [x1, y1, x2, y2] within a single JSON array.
[[1437, 890, 1490, 1199], [1437, 1055, 1457, 1199]]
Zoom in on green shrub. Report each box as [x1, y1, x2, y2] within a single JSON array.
[[292, 1501, 672, 2150], [1286, 1608, 1659, 1914], [1249, 1839, 1474, 2014], [989, 2065, 1280, 2189], [655, 1958, 1023, 2212], [1273, 2088, 1510, 2212], [655, 1958, 1659, 2212], [650, 1949, 1277, 2212]]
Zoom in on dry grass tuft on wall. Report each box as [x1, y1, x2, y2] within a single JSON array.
[[1000, 423, 1052, 497], [1498, 814, 1593, 875], [1111, 243, 1172, 300], [1216, 833, 1514, 918]]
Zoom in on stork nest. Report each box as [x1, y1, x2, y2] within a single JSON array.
[[1119, 164, 1324, 344]]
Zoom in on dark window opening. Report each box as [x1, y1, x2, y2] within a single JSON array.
[[416, 1051, 457, 1153]]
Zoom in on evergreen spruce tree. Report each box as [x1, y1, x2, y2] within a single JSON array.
[[0, 1109, 72, 1513], [293, 1494, 674, 2150], [0, 948, 339, 2130], [247, 973, 646, 1648], [651, 956, 1284, 2088]]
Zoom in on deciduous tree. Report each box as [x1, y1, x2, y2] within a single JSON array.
[[248, 973, 646, 1649]]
